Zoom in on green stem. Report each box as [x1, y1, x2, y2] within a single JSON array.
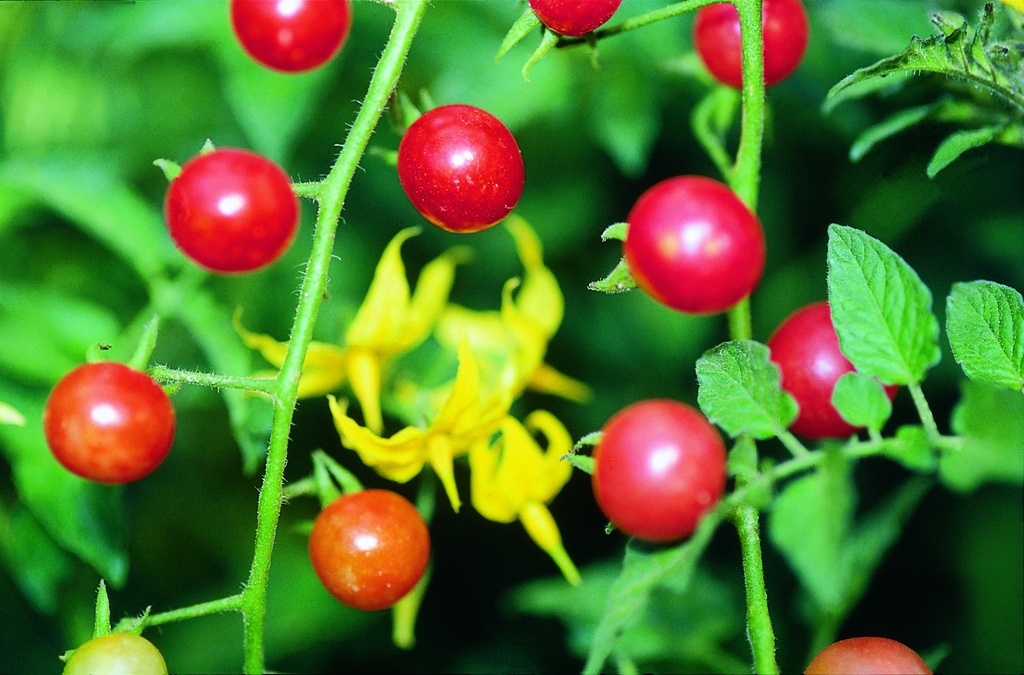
[[148, 365, 277, 395], [908, 382, 940, 440], [113, 594, 244, 633], [238, 2, 428, 672], [557, 0, 720, 45], [725, 1, 776, 672], [732, 504, 778, 675]]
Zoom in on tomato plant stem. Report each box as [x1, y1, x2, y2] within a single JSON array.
[[732, 503, 779, 675], [726, 2, 777, 672], [238, 2, 428, 672]]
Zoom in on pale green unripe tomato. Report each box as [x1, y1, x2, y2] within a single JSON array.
[[63, 633, 168, 675]]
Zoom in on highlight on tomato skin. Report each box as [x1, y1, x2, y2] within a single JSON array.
[[43, 361, 176, 485], [230, 0, 353, 73], [397, 104, 525, 234], [528, 0, 623, 37], [591, 399, 727, 543], [804, 636, 932, 675], [308, 489, 431, 612]]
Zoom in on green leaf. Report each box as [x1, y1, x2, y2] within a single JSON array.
[[849, 103, 937, 162], [832, 372, 893, 432], [827, 3, 1024, 114], [589, 64, 660, 178], [926, 124, 1002, 177], [882, 425, 938, 473], [826, 224, 941, 385], [695, 340, 798, 439], [691, 87, 741, 178], [581, 510, 725, 675], [0, 282, 121, 386], [0, 505, 76, 614], [0, 157, 178, 280], [769, 449, 853, 612], [587, 223, 636, 294], [495, 7, 541, 64], [946, 280, 1024, 391], [942, 380, 1024, 492]]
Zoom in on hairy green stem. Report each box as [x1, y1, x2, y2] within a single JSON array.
[[148, 365, 277, 395], [558, 0, 720, 45], [238, 2, 428, 672], [725, 1, 777, 672], [113, 594, 244, 633]]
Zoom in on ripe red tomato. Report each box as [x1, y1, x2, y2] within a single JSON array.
[[693, 0, 809, 89], [805, 637, 931, 675], [63, 633, 168, 675], [164, 148, 299, 274], [43, 362, 175, 484], [397, 104, 524, 233], [767, 301, 898, 439], [624, 175, 765, 314], [230, 0, 352, 73], [592, 399, 727, 543], [308, 489, 430, 611], [528, 0, 623, 37]]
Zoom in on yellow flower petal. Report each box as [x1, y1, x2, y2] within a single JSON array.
[[328, 395, 427, 482], [505, 215, 563, 338], [345, 228, 418, 348], [520, 502, 580, 586], [345, 347, 383, 434]]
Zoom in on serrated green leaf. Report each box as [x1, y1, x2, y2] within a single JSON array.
[[927, 124, 1003, 177], [695, 340, 798, 439], [942, 380, 1024, 491], [581, 511, 725, 675], [946, 280, 1024, 391], [826, 224, 941, 385], [832, 372, 893, 432], [495, 7, 541, 64], [827, 3, 1024, 114]]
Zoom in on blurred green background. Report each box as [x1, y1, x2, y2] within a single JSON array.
[[0, 0, 1021, 673]]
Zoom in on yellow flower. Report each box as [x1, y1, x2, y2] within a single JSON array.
[[435, 215, 591, 403], [469, 410, 581, 585], [329, 335, 510, 513], [238, 227, 466, 433], [1000, 0, 1023, 13]]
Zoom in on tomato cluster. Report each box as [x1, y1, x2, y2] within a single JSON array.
[[43, 362, 176, 484], [308, 489, 430, 612], [592, 399, 727, 543]]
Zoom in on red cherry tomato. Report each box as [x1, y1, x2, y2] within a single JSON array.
[[63, 633, 168, 675], [43, 362, 175, 484], [528, 0, 623, 37], [624, 175, 765, 314], [805, 637, 931, 675], [767, 301, 898, 439], [230, 0, 352, 73], [693, 0, 809, 88], [164, 148, 299, 274], [308, 489, 430, 611], [592, 399, 727, 543], [397, 104, 525, 233]]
